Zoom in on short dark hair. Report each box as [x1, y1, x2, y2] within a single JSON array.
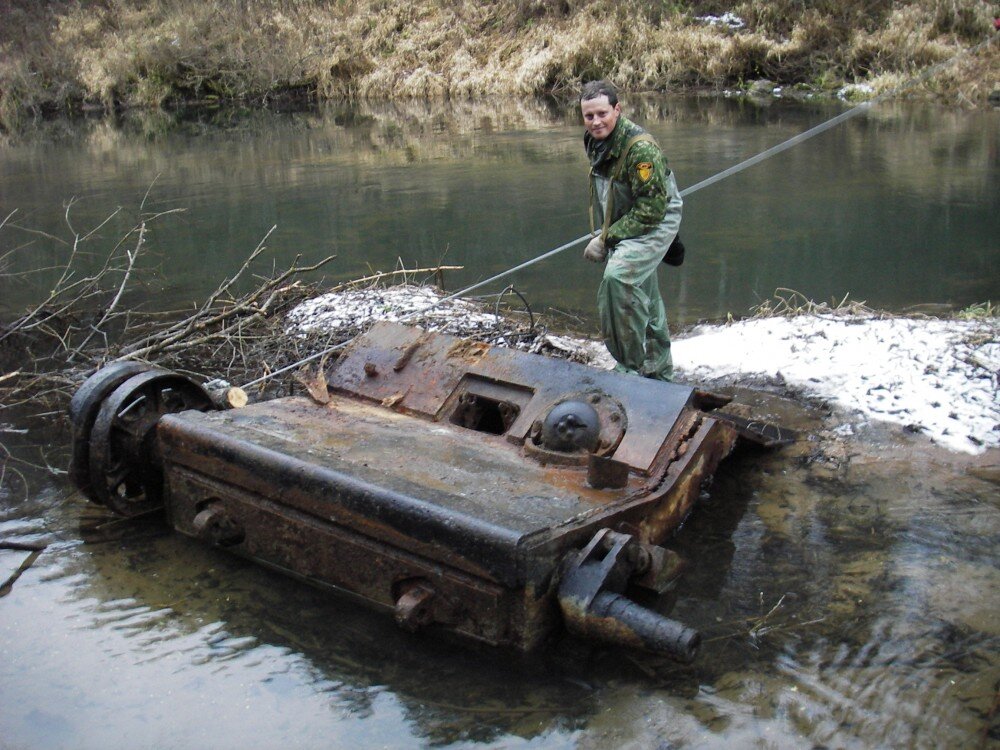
[[580, 80, 618, 106]]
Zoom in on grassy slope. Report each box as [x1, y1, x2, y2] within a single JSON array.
[[1, 0, 997, 127]]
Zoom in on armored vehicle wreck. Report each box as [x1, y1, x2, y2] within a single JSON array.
[[69, 321, 789, 662]]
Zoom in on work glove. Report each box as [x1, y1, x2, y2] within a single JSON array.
[[583, 235, 607, 263]]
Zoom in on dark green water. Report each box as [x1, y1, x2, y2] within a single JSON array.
[[2, 97, 998, 327], [1, 99, 998, 748]]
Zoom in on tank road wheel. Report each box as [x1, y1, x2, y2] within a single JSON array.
[[88, 370, 213, 517], [69, 361, 152, 503]]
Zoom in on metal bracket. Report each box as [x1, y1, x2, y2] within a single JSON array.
[[394, 580, 436, 632], [557, 528, 701, 662], [192, 503, 245, 547]]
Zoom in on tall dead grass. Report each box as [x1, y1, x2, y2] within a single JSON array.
[[1, 0, 996, 129]]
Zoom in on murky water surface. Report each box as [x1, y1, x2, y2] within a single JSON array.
[[3, 398, 998, 748], [1, 97, 997, 319], [1, 99, 998, 748]]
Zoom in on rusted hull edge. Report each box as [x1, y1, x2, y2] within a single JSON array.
[[523, 416, 740, 555], [166, 464, 541, 648], [158, 414, 527, 586], [638, 417, 740, 545]]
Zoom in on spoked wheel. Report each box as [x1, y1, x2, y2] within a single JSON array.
[[87, 370, 213, 517], [69, 361, 152, 503]]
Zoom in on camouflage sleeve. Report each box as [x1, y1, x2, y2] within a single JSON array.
[[606, 139, 670, 244]]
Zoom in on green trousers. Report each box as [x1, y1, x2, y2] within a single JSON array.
[[594, 173, 682, 381]]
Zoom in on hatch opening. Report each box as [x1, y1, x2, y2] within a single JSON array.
[[450, 393, 519, 435]]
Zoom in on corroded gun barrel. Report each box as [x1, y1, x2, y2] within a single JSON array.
[[572, 591, 701, 662], [558, 528, 700, 662]]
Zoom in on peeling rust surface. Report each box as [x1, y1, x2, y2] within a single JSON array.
[[329, 322, 693, 473]]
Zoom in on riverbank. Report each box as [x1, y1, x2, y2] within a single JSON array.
[[2, 0, 997, 129]]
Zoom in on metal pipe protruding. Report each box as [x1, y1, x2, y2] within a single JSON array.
[[585, 591, 701, 663]]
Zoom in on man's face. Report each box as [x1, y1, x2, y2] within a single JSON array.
[[581, 95, 621, 140]]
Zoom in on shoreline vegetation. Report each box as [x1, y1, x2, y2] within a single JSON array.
[[2, 1, 998, 130]]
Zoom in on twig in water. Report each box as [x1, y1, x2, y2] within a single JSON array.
[[749, 593, 788, 641], [0, 544, 46, 597]]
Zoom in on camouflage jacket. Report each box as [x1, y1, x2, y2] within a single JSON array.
[[585, 115, 673, 246]]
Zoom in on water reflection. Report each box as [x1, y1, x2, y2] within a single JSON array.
[[2, 97, 997, 327], [2, 482, 594, 747]]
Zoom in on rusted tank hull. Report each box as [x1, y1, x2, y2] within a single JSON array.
[[157, 403, 738, 651], [71, 321, 786, 659]]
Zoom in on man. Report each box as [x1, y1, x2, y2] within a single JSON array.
[[580, 80, 682, 381]]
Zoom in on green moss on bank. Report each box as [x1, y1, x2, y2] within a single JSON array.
[[1, 0, 997, 129]]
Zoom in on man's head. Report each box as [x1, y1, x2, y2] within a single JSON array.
[[580, 80, 621, 141]]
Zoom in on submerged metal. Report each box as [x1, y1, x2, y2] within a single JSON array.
[[70, 321, 790, 661]]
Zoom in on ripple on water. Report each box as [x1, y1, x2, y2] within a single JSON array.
[[775, 620, 997, 748]]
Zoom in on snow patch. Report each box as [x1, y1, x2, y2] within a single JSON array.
[[287, 286, 503, 336], [695, 12, 746, 30], [673, 314, 999, 454], [287, 285, 615, 360]]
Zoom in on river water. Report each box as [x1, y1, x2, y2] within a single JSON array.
[[1, 98, 998, 748], [1, 97, 998, 320]]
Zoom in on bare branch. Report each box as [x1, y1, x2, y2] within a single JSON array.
[[79, 206, 123, 243], [140, 174, 161, 212], [68, 222, 145, 359]]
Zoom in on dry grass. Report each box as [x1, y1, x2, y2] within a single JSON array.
[[1, 0, 996, 129], [749, 288, 878, 319], [957, 301, 998, 319], [745, 289, 1000, 323]]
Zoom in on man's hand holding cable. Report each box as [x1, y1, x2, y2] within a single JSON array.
[[583, 235, 607, 263]]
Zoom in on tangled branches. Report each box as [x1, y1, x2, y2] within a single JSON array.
[[0, 202, 340, 428]]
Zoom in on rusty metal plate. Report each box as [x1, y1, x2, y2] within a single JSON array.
[[158, 395, 640, 587], [331, 322, 695, 473]]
